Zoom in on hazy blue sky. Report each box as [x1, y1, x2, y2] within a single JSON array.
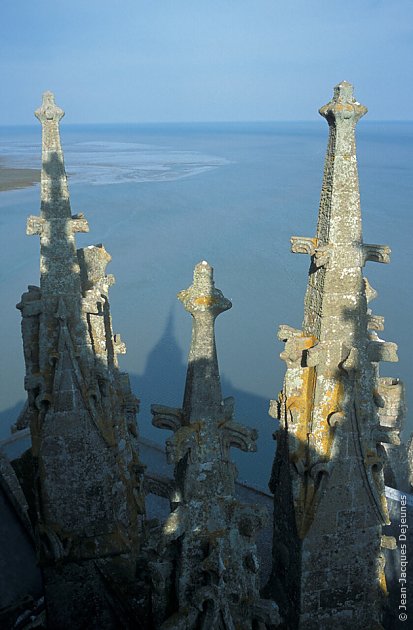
[[1, 0, 412, 123]]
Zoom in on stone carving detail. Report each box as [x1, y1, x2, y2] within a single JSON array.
[[290, 236, 317, 255], [363, 276, 378, 303], [16, 92, 146, 628], [313, 243, 332, 268], [367, 311, 385, 331], [267, 81, 405, 629], [290, 237, 333, 269], [151, 261, 280, 628], [363, 243, 392, 265], [368, 339, 399, 363]]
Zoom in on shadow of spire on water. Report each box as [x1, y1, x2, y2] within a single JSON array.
[[130, 305, 278, 489]]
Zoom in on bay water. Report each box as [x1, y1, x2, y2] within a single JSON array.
[[0, 121, 411, 487]]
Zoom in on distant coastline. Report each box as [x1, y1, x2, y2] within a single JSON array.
[[0, 160, 39, 192]]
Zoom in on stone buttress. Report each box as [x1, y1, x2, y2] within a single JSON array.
[[16, 92, 146, 629], [151, 261, 280, 629], [266, 82, 405, 629]]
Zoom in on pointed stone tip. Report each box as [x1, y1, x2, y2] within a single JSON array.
[[193, 260, 214, 288], [333, 80, 354, 104], [35, 91, 64, 123], [337, 80, 352, 88], [193, 260, 214, 283], [196, 260, 212, 271]]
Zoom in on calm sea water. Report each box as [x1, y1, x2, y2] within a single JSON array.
[[0, 121, 411, 487]]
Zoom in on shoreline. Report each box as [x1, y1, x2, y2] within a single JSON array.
[[0, 163, 40, 192]]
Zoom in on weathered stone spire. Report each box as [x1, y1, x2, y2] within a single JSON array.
[[29, 91, 88, 298], [151, 262, 280, 628], [17, 93, 145, 629], [35, 91, 70, 216], [266, 82, 405, 629], [180, 260, 231, 422]]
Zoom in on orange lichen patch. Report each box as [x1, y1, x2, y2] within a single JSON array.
[[379, 566, 388, 596], [284, 334, 318, 459], [282, 333, 320, 537], [334, 103, 354, 112], [380, 493, 390, 526], [311, 380, 344, 460], [287, 366, 316, 464], [293, 379, 343, 539], [300, 334, 317, 350], [286, 367, 316, 538], [194, 296, 217, 306]]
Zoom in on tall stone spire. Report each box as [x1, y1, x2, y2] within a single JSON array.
[[17, 93, 145, 629], [266, 82, 404, 629], [151, 261, 280, 628], [181, 260, 230, 423], [35, 91, 70, 215], [30, 91, 88, 297]]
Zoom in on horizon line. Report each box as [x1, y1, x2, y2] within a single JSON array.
[[1, 119, 413, 128]]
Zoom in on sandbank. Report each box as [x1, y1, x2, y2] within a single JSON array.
[[0, 162, 40, 192]]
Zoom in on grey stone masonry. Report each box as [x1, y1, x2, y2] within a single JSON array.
[[151, 261, 280, 629], [16, 93, 146, 629], [266, 82, 405, 629]]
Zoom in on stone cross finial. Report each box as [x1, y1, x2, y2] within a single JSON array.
[[319, 80, 367, 122], [34, 91, 73, 220], [35, 91, 65, 124], [27, 92, 88, 294]]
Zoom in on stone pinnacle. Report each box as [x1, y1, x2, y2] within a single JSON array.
[[177, 260, 232, 317], [319, 80, 367, 122], [35, 91, 65, 124], [178, 261, 231, 422]]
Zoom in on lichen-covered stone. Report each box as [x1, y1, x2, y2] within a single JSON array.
[[151, 261, 280, 629], [16, 92, 146, 628], [266, 82, 405, 629]]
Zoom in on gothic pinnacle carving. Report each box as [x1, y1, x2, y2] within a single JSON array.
[[151, 261, 279, 629], [267, 81, 405, 629], [28, 92, 88, 302], [17, 93, 145, 628]]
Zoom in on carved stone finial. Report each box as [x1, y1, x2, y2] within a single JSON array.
[[319, 80, 367, 122], [178, 260, 231, 317], [333, 80, 355, 102], [177, 261, 231, 422], [35, 91, 64, 124], [26, 93, 90, 295]]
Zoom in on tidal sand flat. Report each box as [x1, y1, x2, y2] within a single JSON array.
[[0, 161, 39, 191]]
